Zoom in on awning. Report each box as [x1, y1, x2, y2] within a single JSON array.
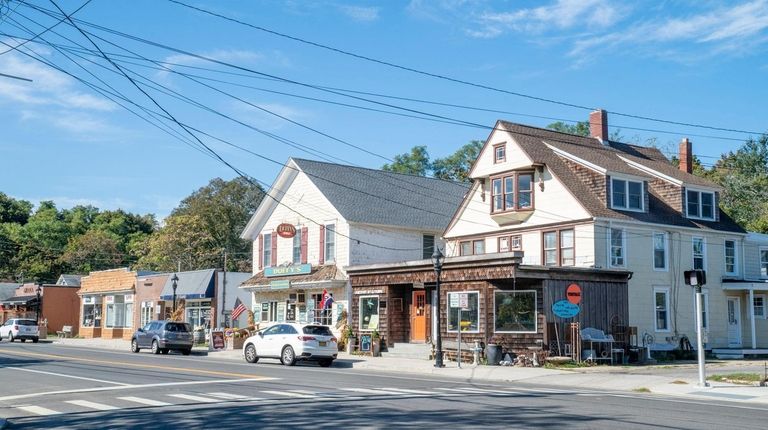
[[160, 269, 215, 300], [722, 280, 768, 291], [0, 295, 39, 306]]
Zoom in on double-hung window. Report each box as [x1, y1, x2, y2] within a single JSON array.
[[422, 235, 435, 260], [724, 240, 737, 275], [754, 295, 766, 319], [542, 229, 575, 266], [611, 178, 643, 211], [686, 190, 715, 220], [761, 248, 768, 278], [325, 224, 336, 263], [654, 287, 670, 332], [491, 172, 534, 213], [653, 232, 667, 270], [692, 237, 705, 270], [610, 228, 625, 267], [292, 227, 302, 264], [498, 235, 522, 253], [263, 233, 272, 268], [494, 143, 506, 163], [459, 240, 485, 256]]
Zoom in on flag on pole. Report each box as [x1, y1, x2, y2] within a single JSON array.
[[231, 297, 247, 321], [320, 288, 328, 308]]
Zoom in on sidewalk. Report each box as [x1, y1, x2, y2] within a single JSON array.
[[51, 338, 768, 404]]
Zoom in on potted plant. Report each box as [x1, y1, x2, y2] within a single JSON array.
[[343, 325, 356, 354], [371, 329, 381, 357]]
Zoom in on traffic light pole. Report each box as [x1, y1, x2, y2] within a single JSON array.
[[694, 286, 709, 387]]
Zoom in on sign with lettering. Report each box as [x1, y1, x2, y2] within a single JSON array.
[[449, 292, 460, 308], [459, 293, 469, 310], [270, 280, 291, 290], [276, 223, 297, 238], [211, 330, 225, 350], [566, 283, 582, 305], [354, 289, 384, 295], [552, 300, 580, 319], [105, 295, 114, 304], [264, 264, 312, 277]]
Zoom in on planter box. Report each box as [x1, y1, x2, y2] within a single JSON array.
[[227, 337, 245, 351], [347, 337, 357, 354]]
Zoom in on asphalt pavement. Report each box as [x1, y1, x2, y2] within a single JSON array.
[[2, 341, 768, 429]]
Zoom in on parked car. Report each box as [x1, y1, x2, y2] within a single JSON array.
[[0, 318, 39, 343], [131, 320, 193, 355], [243, 323, 337, 367]]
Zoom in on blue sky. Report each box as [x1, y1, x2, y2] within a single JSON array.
[[0, 0, 766, 220]]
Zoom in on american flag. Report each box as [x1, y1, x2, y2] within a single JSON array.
[[231, 297, 247, 321]]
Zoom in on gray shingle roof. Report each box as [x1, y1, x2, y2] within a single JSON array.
[[293, 158, 469, 231], [56, 274, 82, 286], [497, 121, 745, 233], [0, 283, 20, 301]]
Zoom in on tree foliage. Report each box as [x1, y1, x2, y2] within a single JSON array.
[[382, 140, 483, 182]]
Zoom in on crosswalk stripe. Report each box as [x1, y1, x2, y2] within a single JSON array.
[[340, 388, 408, 396], [168, 393, 220, 403], [117, 396, 173, 407], [16, 405, 61, 416], [381, 388, 434, 395], [437, 387, 515, 395], [66, 400, 118, 411], [260, 390, 314, 398], [206, 392, 250, 400]]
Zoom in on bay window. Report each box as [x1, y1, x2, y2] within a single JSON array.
[[490, 172, 534, 213]]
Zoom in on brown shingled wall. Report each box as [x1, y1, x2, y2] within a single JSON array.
[[562, 159, 607, 204], [648, 179, 683, 213], [79, 269, 137, 294]]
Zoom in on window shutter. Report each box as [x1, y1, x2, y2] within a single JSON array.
[[301, 226, 308, 264], [319, 225, 325, 265], [258, 234, 264, 270], [271, 230, 277, 266]]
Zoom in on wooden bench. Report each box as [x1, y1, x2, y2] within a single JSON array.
[[441, 340, 479, 363], [57, 325, 73, 338]]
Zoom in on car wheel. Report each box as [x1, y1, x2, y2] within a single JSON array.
[[318, 359, 333, 368], [281, 346, 296, 366], [161, 349, 169, 355], [20, 338, 26, 343], [32, 337, 39, 343], [151, 340, 160, 355], [244, 344, 259, 363], [181, 348, 192, 356], [131, 339, 140, 353]]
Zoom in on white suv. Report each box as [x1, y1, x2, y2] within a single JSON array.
[[243, 323, 338, 367], [0, 318, 40, 343]]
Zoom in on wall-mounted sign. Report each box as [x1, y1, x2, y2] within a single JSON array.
[[270, 280, 291, 290], [354, 289, 384, 295], [105, 295, 114, 304], [552, 300, 580, 318], [83, 296, 95, 305], [276, 223, 297, 238], [566, 283, 582, 305], [125, 294, 134, 303], [264, 264, 312, 278]]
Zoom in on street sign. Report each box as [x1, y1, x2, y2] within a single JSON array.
[[449, 293, 459, 308], [552, 300, 580, 318], [566, 283, 582, 304], [459, 293, 469, 310]]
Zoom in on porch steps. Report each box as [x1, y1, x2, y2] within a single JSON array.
[[381, 342, 432, 360]]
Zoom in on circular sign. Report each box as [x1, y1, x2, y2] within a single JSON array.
[[552, 300, 580, 319], [566, 283, 582, 305], [276, 223, 296, 238]]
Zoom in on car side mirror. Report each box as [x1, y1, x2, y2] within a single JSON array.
[[138, 328, 144, 333]]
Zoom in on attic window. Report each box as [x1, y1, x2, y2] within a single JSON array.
[[686, 190, 715, 220], [611, 178, 643, 211], [494, 143, 506, 163]]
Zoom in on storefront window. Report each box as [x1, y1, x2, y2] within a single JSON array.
[[447, 291, 479, 332], [359, 296, 379, 331], [494, 291, 537, 333], [82, 296, 102, 327], [140, 301, 153, 327], [185, 300, 212, 329], [105, 295, 133, 328]]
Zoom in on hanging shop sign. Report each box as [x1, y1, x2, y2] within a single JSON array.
[[276, 223, 297, 238], [264, 264, 312, 277], [552, 300, 580, 319], [566, 283, 582, 305]]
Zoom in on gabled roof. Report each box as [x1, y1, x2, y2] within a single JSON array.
[[56, 274, 82, 286], [493, 121, 744, 233], [242, 158, 469, 238]]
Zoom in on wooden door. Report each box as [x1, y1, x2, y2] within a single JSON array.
[[411, 291, 426, 342]]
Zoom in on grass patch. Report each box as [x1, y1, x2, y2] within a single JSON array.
[[633, 387, 651, 393], [544, 361, 592, 369], [670, 380, 688, 385], [708, 373, 763, 384]]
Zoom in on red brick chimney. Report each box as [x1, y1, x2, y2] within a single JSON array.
[[679, 138, 692, 174], [589, 109, 609, 144]]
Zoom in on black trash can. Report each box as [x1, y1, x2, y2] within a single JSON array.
[[485, 344, 502, 365]]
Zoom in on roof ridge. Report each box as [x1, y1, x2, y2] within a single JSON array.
[[291, 157, 468, 186], [499, 120, 601, 141]]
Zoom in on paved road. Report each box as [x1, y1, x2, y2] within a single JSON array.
[[1, 342, 767, 429]]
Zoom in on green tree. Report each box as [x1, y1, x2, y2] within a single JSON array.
[[382, 146, 431, 176], [432, 140, 483, 182], [12, 201, 71, 282], [60, 230, 124, 273], [0, 192, 33, 224], [136, 214, 220, 271], [547, 121, 590, 136]]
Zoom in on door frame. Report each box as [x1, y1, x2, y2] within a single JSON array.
[[410, 290, 427, 342], [727, 296, 742, 348]]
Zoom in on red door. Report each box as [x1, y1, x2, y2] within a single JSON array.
[[411, 291, 426, 342]]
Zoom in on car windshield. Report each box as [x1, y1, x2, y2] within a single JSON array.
[[17, 320, 37, 326], [303, 325, 332, 336], [165, 322, 191, 332]]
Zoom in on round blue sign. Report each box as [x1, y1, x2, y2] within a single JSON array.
[[552, 300, 580, 318]]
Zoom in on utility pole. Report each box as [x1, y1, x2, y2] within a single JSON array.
[[221, 249, 227, 327], [685, 269, 709, 387]]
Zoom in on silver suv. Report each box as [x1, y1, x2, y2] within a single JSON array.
[[131, 320, 193, 355]]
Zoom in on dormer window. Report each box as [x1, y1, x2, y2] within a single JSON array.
[[611, 178, 643, 211], [491, 172, 533, 213], [494, 143, 506, 163], [686, 190, 715, 220]]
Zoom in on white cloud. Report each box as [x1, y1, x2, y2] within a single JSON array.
[[338, 5, 380, 22]]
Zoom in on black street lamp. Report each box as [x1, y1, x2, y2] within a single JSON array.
[[171, 273, 179, 314], [35, 284, 42, 324], [432, 247, 444, 368]]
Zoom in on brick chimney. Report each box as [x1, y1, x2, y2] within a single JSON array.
[[589, 109, 609, 144], [679, 138, 692, 174]]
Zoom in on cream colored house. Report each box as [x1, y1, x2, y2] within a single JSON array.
[[444, 110, 752, 353]]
